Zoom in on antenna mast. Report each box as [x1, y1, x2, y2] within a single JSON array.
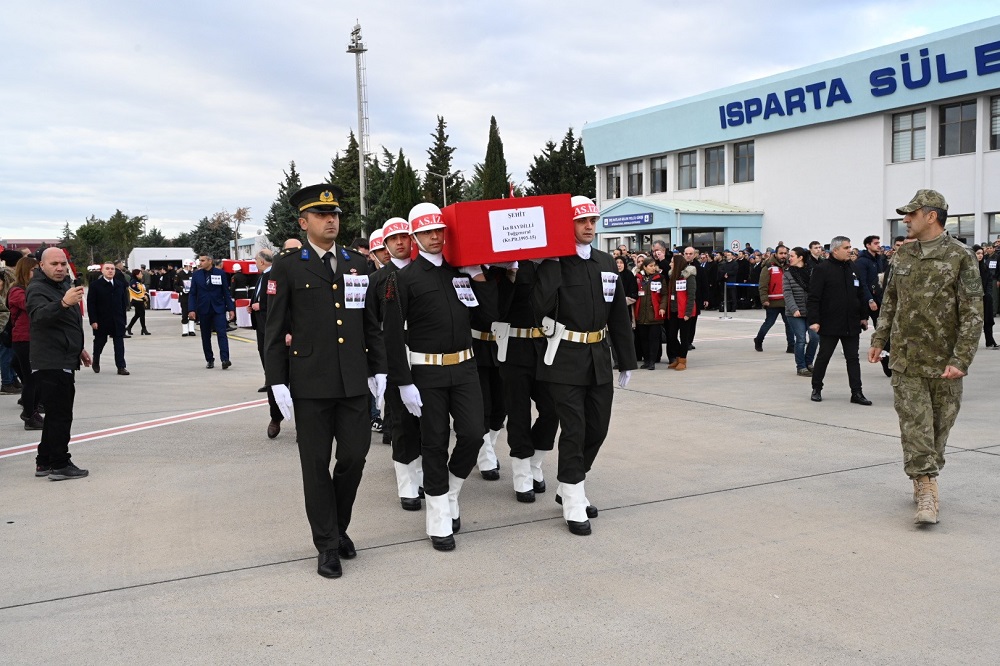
[[347, 22, 370, 232]]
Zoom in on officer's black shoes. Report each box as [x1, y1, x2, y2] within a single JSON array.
[[400, 497, 422, 511], [555, 494, 599, 518], [567, 519, 592, 536], [480, 465, 500, 481], [206, 361, 215, 369], [754, 338, 763, 352], [516, 490, 536, 503], [811, 389, 822, 402], [92, 358, 100, 373], [117, 368, 130, 376], [850, 392, 873, 406], [317, 550, 342, 578], [452, 517, 461, 533], [338, 534, 357, 560], [267, 420, 281, 439], [431, 535, 456, 551], [48, 463, 89, 481], [533, 479, 546, 493], [221, 360, 232, 370]]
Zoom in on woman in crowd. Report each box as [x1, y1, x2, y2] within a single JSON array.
[[127, 268, 151, 336], [634, 258, 665, 370], [7, 256, 43, 429], [782, 246, 820, 375], [663, 255, 697, 370], [615, 256, 640, 368], [0, 266, 18, 394], [973, 245, 998, 348]]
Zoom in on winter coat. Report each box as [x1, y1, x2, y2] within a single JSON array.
[[806, 257, 868, 337]]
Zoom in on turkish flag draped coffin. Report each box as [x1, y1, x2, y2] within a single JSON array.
[[441, 194, 576, 267], [220, 259, 259, 274]]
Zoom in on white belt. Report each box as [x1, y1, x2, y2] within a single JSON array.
[[509, 326, 545, 339], [561, 328, 606, 344], [471, 329, 495, 341], [408, 348, 475, 366]]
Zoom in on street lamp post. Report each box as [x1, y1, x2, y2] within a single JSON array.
[[425, 170, 462, 207]]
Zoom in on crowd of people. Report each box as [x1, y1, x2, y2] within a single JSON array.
[[0, 187, 986, 574]]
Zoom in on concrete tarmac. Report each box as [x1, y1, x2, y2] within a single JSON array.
[[1, 307, 998, 664]]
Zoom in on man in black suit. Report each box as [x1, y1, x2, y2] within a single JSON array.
[[382, 202, 498, 552], [86, 261, 130, 376], [250, 249, 282, 438], [264, 184, 387, 579], [532, 196, 638, 536]]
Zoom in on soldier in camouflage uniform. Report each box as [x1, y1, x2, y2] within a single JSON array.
[[868, 190, 982, 525]]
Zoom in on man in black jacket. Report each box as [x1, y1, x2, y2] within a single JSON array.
[[855, 235, 886, 329], [86, 261, 130, 375], [250, 249, 282, 438], [807, 236, 871, 405], [27, 248, 93, 479]]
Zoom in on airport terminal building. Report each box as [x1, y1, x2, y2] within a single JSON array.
[[581, 17, 1000, 253]]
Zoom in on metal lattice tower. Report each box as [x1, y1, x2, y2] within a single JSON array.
[[347, 22, 370, 229]]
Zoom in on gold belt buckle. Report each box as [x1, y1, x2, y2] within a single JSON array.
[[442, 352, 459, 365], [586, 331, 603, 343]]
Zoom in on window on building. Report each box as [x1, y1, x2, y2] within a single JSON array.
[[889, 219, 905, 240], [677, 151, 696, 190], [650, 157, 668, 193], [682, 229, 725, 251], [988, 213, 1000, 240], [944, 214, 975, 242], [939, 101, 976, 156], [892, 110, 926, 162], [734, 141, 754, 183], [627, 160, 643, 196], [991, 96, 999, 151], [606, 165, 622, 199], [704, 146, 724, 187]]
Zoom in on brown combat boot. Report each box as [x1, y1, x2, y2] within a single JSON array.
[[667, 359, 680, 369], [914, 475, 938, 524], [675, 358, 687, 371]]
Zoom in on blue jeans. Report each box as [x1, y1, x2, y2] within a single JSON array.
[[0, 344, 14, 385], [786, 316, 818, 370], [756, 307, 794, 347]]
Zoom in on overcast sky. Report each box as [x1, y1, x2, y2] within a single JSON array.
[[1, 1, 997, 240]]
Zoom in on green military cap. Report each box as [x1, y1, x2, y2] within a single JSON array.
[[896, 189, 948, 215], [290, 184, 344, 214]]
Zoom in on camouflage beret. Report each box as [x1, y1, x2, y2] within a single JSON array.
[[896, 189, 948, 215]]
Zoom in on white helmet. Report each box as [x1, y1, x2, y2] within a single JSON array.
[[381, 217, 410, 239], [571, 195, 600, 220], [408, 202, 446, 233], [368, 228, 384, 252]]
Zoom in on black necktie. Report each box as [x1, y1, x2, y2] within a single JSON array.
[[323, 252, 335, 280]]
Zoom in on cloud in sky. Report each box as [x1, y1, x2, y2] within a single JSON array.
[[1, 0, 997, 240]]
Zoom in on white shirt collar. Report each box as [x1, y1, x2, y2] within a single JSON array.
[[419, 250, 443, 267], [391, 256, 411, 269], [576, 243, 592, 260]]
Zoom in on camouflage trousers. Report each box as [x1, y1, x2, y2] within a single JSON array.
[[891, 372, 963, 478]]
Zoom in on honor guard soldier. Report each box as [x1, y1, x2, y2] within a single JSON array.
[[532, 196, 638, 536], [366, 217, 424, 511], [493, 260, 559, 503], [473, 265, 508, 480], [174, 261, 195, 336], [383, 202, 499, 551], [264, 184, 387, 578], [368, 227, 390, 269]]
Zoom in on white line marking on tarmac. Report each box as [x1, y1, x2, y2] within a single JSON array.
[[0, 399, 268, 460]]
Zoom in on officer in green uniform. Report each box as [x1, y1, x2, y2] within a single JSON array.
[[264, 183, 387, 578], [868, 189, 982, 526]]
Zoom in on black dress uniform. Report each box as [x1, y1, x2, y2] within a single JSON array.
[[366, 257, 423, 509], [532, 248, 638, 531], [264, 242, 386, 558], [251, 265, 283, 430], [496, 261, 558, 502], [174, 268, 194, 335], [473, 266, 508, 479], [382, 253, 498, 543]]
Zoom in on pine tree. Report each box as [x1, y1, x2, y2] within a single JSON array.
[[480, 116, 509, 200], [328, 131, 363, 239], [365, 148, 397, 230], [423, 116, 464, 207], [526, 128, 595, 198], [264, 161, 302, 247], [387, 149, 422, 219], [189, 214, 234, 259]]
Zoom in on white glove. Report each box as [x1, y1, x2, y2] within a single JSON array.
[[618, 370, 632, 388], [271, 384, 294, 421], [399, 383, 422, 417], [372, 373, 387, 410], [459, 265, 483, 279], [490, 261, 518, 271]]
